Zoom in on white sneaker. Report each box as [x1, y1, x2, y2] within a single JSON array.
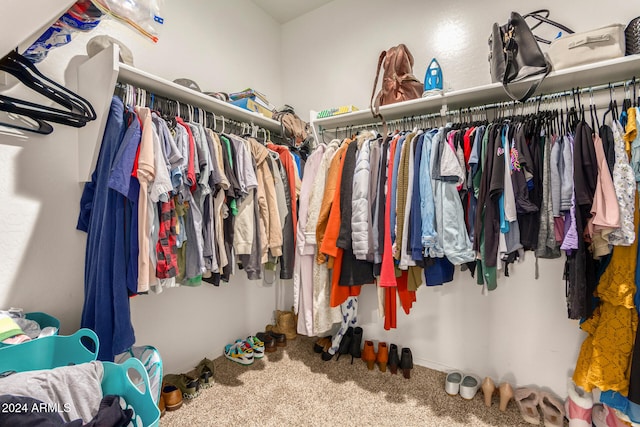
[[445, 371, 464, 395], [460, 374, 482, 400], [224, 342, 254, 365]]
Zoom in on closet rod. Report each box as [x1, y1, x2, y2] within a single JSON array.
[[115, 82, 269, 140], [319, 110, 443, 134], [472, 78, 634, 112]]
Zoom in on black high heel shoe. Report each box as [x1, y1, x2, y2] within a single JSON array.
[[400, 347, 413, 379], [388, 344, 400, 374], [349, 327, 363, 364], [335, 327, 353, 361]]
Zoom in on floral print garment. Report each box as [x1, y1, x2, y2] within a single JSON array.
[[608, 121, 636, 246]]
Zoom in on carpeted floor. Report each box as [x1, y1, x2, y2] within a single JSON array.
[[162, 336, 560, 427]]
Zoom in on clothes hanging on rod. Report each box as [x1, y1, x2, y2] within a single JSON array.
[[296, 80, 640, 372], [77, 82, 301, 361]]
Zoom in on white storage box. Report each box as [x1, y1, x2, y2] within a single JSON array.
[[548, 24, 625, 70]]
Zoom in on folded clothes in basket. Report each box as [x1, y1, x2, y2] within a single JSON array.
[[0, 361, 103, 423], [0, 394, 133, 427], [0, 314, 24, 341]]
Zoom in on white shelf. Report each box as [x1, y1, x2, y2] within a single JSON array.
[[117, 64, 282, 133], [312, 55, 640, 131], [1, 0, 75, 60], [75, 46, 282, 181]]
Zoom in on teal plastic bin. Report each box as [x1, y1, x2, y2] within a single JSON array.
[[0, 311, 61, 349], [0, 329, 160, 427], [0, 328, 98, 373], [25, 311, 60, 331], [102, 358, 160, 426]]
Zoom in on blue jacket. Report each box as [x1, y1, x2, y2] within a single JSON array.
[[410, 133, 425, 261]]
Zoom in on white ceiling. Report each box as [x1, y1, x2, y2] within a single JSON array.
[[250, 0, 334, 24]]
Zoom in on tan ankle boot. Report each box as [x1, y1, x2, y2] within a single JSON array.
[[266, 310, 297, 340]]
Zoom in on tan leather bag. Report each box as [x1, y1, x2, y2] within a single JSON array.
[[273, 106, 310, 146], [370, 44, 423, 121]]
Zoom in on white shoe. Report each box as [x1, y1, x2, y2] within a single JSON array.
[[445, 371, 464, 395], [224, 342, 254, 365], [460, 374, 481, 400]]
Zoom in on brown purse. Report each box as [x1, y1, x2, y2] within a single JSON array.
[[370, 44, 423, 122]]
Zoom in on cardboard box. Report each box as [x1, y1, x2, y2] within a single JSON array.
[[231, 97, 274, 119]]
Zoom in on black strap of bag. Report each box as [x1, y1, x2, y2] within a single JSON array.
[[502, 49, 551, 102], [501, 22, 551, 102], [523, 9, 575, 44]]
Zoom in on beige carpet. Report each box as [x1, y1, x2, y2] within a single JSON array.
[[162, 336, 560, 427]]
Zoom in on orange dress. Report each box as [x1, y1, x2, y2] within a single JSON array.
[[319, 139, 361, 307]]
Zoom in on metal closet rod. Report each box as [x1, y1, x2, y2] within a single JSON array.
[[321, 77, 637, 133], [320, 110, 443, 135], [114, 81, 263, 132], [472, 78, 635, 112]]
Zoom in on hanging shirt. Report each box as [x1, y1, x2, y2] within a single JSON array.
[[77, 96, 135, 361]]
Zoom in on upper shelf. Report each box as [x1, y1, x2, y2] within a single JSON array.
[[312, 55, 640, 130], [76, 44, 282, 182], [1, 0, 75, 60], [117, 64, 282, 133]]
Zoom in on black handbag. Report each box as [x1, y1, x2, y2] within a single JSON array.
[[489, 11, 552, 102], [523, 9, 574, 44]]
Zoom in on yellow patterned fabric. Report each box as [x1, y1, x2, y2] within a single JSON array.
[[573, 195, 639, 394]]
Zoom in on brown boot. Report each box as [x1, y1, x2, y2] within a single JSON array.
[[362, 340, 376, 370], [266, 310, 297, 340], [376, 342, 388, 372]]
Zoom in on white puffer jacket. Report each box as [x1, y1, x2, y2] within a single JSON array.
[[351, 137, 372, 260]]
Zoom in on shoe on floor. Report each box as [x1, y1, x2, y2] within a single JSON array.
[[265, 330, 287, 347], [266, 310, 297, 340], [592, 403, 628, 427], [445, 371, 463, 395], [195, 358, 215, 389], [515, 387, 541, 425], [163, 373, 200, 400], [158, 393, 166, 417], [565, 377, 593, 427], [362, 340, 376, 370], [244, 336, 265, 359], [376, 342, 388, 372], [224, 342, 254, 366], [161, 383, 182, 411], [539, 391, 565, 427], [314, 336, 332, 353], [400, 347, 413, 379], [256, 332, 277, 352], [388, 344, 400, 374], [459, 374, 480, 399]]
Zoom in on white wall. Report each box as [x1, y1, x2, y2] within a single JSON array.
[[282, 0, 639, 396], [0, 0, 283, 376]]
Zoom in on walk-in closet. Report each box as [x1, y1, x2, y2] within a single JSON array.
[[2, 1, 640, 426]]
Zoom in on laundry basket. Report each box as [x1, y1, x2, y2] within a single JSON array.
[[102, 358, 161, 427], [0, 328, 98, 373], [0, 311, 61, 349], [0, 329, 160, 427]]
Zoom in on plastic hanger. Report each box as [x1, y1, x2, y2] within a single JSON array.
[[0, 51, 91, 115], [0, 111, 54, 135], [0, 51, 96, 131], [623, 81, 632, 112], [602, 84, 614, 126], [589, 88, 600, 131]]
